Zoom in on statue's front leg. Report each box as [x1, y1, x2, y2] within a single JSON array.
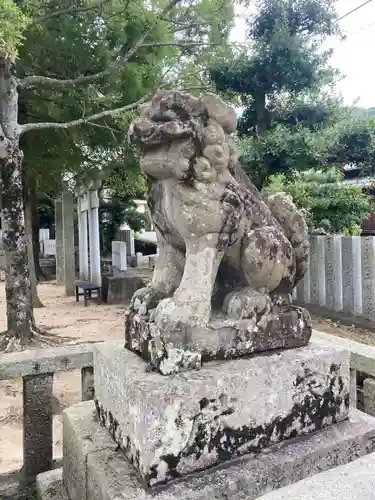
[[154, 235, 224, 336], [131, 229, 184, 314]]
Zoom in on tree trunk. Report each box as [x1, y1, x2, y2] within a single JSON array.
[[29, 175, 46, 280], [254, 92, 269, 190], [0, 57, 39, 350], [24, 176, 44, 308]]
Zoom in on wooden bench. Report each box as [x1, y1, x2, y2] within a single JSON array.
[[75, 282, 102, 307]]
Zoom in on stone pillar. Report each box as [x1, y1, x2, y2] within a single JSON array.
[[325, 235, 343, 311], [364, 378, 375, 416], [350, 369, 357, 408], [78, 195, 89, 281], [295, 254, 311, 303], [88, 188, 101, 286], [361, 236, 375, 322], [342, 236, 362, 316], [81, 366, 95, 401], [23, 373, 53, 482], [117, 229, 135, 256], [309, 236, 326, 306], [112, 241, 127, 276], [62, 189, 75, 296], [55, 198, 64, 285]]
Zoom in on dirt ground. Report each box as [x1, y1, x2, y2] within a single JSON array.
[[0, 281, 375, 475]]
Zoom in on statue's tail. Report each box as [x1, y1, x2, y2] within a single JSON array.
[[265, 192, 310, 286]]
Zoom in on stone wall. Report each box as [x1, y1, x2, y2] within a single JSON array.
[[295, 235, 375, 322]]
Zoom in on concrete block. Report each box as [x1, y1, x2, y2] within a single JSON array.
[[94, 341, 350, 487], [84, 409, 375, 500], [257, 451, 375, 500], [364, 377, 375, 417], [37, 468, 69, 500], [62, 401, 117, 500]]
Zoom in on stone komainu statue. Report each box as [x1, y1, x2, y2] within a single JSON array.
[[126, 90, 311, 374]]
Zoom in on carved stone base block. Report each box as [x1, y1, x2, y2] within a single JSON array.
[[94, 340, 349, 487], [125, 305, 312, 375]]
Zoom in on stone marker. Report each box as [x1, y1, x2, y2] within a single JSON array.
[[309, 235, 326, 306], [325, 235, 343, 311], [55, 198, 64, 285], [111, 241, 127, 276], [295, 254, 311, 303], [62, 189, 75, 296], [342, 236, 362, 316], [361, 236, 375, 322]]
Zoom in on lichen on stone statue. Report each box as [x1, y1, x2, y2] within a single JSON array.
[[125, 89, 312, 374]]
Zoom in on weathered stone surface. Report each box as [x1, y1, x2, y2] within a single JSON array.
[[309, 236, 326, 306], [37, 469, 69, 500], [361, 236, 375, 322], [342, 236, 362, 316], [36, 410, 375, 500], [324, 235, 343, 311], [94, 340, 349, 487], [63, 401, 117, 500], [126, 90, 311, 374], [0, 343, 93, 380], [125, 307, 312, 375], [257, 451, 375, 500], [102, 273, 146, 305], [23, 373, 54, 482], [364, 377, 375, 417]]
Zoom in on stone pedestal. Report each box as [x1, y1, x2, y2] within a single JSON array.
[[37, 400, 375, 500], [125, 305, 312, 375], [94, 341, 349, 487]]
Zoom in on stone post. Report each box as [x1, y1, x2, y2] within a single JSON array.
[[78, 195, 89, 281], [62, 189, 76, 296], [88, 188, 101, 286], [55, 198, 64, 285], [23, 373, 53, 483], [112, 241, 127, 276], [342, 236, 362, 316], [325, 235, 343, 311], [361, 236, 375, 322], [309, 236, 326, 306], [81, 366, 95, 401], [117, 229, 135, 256], [364, 378, 375, 416], [295, 254, 311, 303]]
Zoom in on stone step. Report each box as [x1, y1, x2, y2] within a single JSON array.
[[257, 452, 375, 500], [57, 400, 375, 500], [38, 450, 375, 500]]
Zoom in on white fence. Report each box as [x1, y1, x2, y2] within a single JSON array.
[[295, 235, 375, 322]]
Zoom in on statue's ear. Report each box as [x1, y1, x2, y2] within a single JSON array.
[[200, 94, 237, 134]]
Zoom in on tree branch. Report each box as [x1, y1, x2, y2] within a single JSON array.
[[19, 97, 146, 135], [19, 0, 183, 91], [31, 0, 113, 25]]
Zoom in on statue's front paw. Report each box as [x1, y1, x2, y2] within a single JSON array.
[[154, 298, 207, 339], [131, 286, 166, 314]]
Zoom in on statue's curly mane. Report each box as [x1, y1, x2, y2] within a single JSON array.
[[129, 90, 239, 185]]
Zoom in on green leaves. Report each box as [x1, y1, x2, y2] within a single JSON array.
[[0, 0, 29, 57], [264, 168, 373, 235]]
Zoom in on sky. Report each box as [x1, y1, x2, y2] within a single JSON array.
[[231, 0, 375, 108]]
